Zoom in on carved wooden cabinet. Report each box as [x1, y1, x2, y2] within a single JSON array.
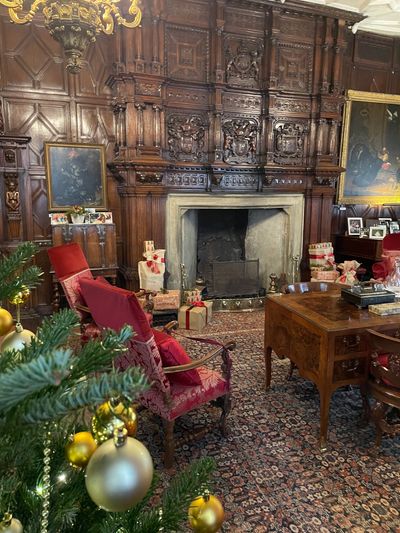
[[51, 223, 118, 309]]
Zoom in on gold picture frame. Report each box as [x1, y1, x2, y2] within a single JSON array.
[[44, 142, 107, 211], [338, 90, 400, 205]]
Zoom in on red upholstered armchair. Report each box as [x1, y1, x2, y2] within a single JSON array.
[[365, 329, 400, 447], [79, 277, 235, 468], [48, 242, 102, 338], [48, 243, 153, 337]]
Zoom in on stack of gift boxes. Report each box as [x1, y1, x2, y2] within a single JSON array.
[[309, 242, 338, 282], [178, 288, 213, 331], [138, 241, 180, 310]]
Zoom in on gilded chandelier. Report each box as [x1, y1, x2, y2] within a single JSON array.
[[0, 0, 142, 73]]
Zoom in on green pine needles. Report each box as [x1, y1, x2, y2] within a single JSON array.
[[0, 243, 215, 532], [0, 241, 42, 304]]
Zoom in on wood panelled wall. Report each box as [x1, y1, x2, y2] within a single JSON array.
[[0, 0, 399, 313]]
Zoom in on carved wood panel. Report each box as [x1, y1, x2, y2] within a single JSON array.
[[166, 112, 208, 162], [224, 36, 263, 89], [276, 43, 313, 93], [165, 24, 209, 82]]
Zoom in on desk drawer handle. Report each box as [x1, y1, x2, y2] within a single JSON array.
[[343, 335, 361, 349], [341, 359, 360, 373]]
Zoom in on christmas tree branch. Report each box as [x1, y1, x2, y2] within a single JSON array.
[[0, 348, 73, 412], [0, 242, 42, 302], [69, 325, 134, 379], [25, 309, 80, 362], [21, 368, 149, 423], [161, 457, 215, 530]]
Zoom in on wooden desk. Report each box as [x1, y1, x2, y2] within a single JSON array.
[[264, 290, 400, 450], [335, 235, 383, 261]]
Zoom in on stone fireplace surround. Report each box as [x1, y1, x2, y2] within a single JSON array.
[[165, 193, 304, 291]]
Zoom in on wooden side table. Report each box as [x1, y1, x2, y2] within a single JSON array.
[[51, 223, 118, 310]]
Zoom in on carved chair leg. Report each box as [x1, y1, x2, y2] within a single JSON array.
[[370, 400, 388, 448], [163, 419, 175, 469], [286, 361, 297, 381], [219, 393, 232, 437]]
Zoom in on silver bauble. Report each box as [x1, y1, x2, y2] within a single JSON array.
[[1, 323, 35, 353], [85, 429, 153, 512], [0, 513, 23, 533]]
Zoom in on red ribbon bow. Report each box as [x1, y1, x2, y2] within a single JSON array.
[[146, 260, 161, 274]]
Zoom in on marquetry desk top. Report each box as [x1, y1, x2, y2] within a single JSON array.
[[266, 290, 400, 333], [264, 290, 400, 450]]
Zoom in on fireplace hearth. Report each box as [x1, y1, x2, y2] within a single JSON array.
[[165, 193, 305, 294]]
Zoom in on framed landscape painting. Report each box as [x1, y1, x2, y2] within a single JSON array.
[[338, 90, 400, 205], [45, 142, 107, 211]]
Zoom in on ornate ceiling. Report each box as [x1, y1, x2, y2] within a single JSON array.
[[300, 0, 400, 36]]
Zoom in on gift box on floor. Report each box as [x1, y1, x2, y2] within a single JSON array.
[[178, 301, 213, 330], [153, 290, 180, 311], [183, 288, 202, 304], [309, 242, 335, 269]]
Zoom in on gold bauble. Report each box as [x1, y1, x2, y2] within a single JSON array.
[[0, 513, 23, 533], [9, 286, 30, 306], [91, 399, 138, 444], [1, 323, 35, 352], [85, 429, 153, 512], [65, 431, 98, 468], [188, 494, 225, 533], [0, 308, 13, 337]]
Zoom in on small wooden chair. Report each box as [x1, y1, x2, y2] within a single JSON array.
[[365, 329, 400, 447]]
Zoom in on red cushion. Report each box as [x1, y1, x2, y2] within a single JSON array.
[[48, 243, 89, 280], [79, 278, 152, 342], [376, 353, 398, 387], [152, 329, 201, 386]]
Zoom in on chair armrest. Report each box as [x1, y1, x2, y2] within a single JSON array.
[[162, 321, 179, 334], [75, 303, 91, 313], [163, 340, 236, 374]]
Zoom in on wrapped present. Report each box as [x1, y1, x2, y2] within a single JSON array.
[[336, 260, 361, 285], [153, 290, 180, 311], [311, 269, 338, 281], [144, 241, 155, 255], [178, 301, 213, 331], [184, 288, 202, 304], [138, 261, 165, 291], [309, 242, 335, 269]]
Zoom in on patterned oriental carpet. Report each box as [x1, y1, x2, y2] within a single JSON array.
[[137, 311, 400, 532]]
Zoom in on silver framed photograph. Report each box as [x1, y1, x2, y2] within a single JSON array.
[[347, 217, 363, 236], [369, 225, 387, 240]]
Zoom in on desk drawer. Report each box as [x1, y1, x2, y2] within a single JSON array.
[[335, 334, 368, 356], [333, 356, 367, 382]]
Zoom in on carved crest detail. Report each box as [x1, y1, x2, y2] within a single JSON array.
[[222, 118, 258, 165], [274, 122, 307, 165], [225, 40, 261, 88], [167, 114, 206, 162]]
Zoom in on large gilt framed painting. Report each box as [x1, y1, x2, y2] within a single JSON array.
[[338, 90, 400, 205], [45, 142, 107, 211]]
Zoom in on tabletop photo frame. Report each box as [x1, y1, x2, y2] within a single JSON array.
[[44, 142, 107, 211], [347, 217, 363, 236], [338, 90, 400, 205]]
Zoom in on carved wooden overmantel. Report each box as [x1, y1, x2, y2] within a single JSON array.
[[106, 0, 362, 287], [1, 0, 400, 304]]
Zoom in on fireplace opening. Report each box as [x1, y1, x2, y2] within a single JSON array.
[[197, 209, 262, 297], [166, 193, 305, 305]]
